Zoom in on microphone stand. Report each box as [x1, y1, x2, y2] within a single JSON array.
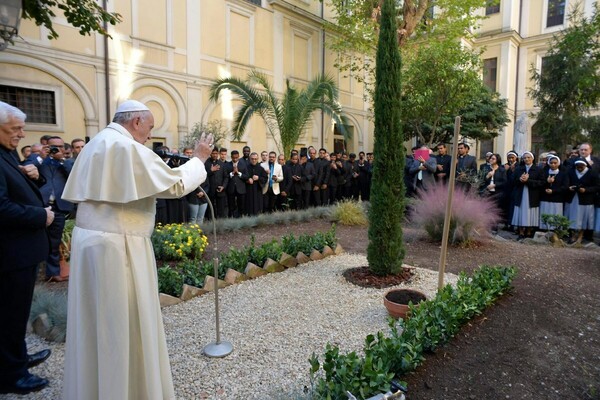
[[200, 185, 233, 358]]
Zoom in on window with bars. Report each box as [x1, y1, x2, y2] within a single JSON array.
[[485, 0, 500, 15], [483, 58, 498, 91], [0, 85, 57, 124], [479, 140, 494, 159], [245, 0, 261, 5], [547, 0, 565, 27]]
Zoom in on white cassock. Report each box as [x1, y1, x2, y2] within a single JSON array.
[[61, 122, 206, 400]]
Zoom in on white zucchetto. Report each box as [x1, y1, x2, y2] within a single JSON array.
[[115, 100, 150, 114]]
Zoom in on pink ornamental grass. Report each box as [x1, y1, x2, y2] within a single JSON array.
[[409, 184, 502, 244]]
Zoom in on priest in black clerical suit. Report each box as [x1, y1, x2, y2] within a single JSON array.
[[245, 152, 267, 215]]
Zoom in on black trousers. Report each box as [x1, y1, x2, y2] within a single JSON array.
[[320, 187, 329, 205], [227, 193, 245, 217], [311, 188, 321, 207], [264, 187, 278, 213], [0, 264, 38, 385], [328, 185, 338, 205]]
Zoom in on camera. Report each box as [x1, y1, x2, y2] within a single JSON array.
[[49, 146, 61, 155]]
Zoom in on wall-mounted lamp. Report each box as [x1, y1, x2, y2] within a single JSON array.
[[0, 0, 22, 51]]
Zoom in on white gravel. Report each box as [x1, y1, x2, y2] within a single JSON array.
[[4, 253, 457, 400]]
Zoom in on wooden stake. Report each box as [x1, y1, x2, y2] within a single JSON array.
[[438, 116, 461, 290]]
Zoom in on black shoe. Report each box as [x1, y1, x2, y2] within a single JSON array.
[[28, 349, 51, 368], [517, 235, 525, 241], [0, 374, 49, 395]]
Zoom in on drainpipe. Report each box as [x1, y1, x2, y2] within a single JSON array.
[[512, 0, 524, 150], [320, 0, 325, 149], [103, 0, 111, 125]]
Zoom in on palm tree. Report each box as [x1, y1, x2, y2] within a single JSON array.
[[208, 70, 349, 157]]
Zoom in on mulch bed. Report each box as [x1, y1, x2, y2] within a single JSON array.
[[343, 266, 414, 288]]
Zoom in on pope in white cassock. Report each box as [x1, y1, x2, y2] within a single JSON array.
[[61, 100, 213, 399]]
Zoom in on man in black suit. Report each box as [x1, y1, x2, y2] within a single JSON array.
[[0, 102, 54, 395], [299, 151, 315, 209], [224, 150, 249, 217], [435, 143, 452, 183], [456, 142, 478, 191], [24, 136, 74, 281], [205, 147, 228, 218]]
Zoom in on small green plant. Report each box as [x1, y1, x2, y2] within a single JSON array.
[[157, 266, 184, 297], [310, 265, 516, 399], [152, 223, 208, 261], [246, 236, 282, 266], [330, 199, 368, 226], [29, 286, 68, 342], [282, 224, 337, 256], [541, 214, 570, 239], [219, 247, 249, 274], [179, 259, 207, 288], [60, 219, 75, 261]]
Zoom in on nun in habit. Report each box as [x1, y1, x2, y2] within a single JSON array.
[[564, 158, 600, 244], [539, 155, 569, 231], [511, 151, 544, 240]]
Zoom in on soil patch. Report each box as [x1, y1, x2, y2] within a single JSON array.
[[385, 288, 427, 304]]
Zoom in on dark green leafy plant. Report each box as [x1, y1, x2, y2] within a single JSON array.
[[157, 266, 184, 297], [310, 265, 516, 398], [179, 260, 207, 288], [541, 214, 571, 239], [219, 247, 249, 274]]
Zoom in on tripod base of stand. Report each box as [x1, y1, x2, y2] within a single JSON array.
[[203, 341, 233, 358]]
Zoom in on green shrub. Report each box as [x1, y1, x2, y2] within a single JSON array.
[[157, 266, 184, 297], [310, 265, 516, 399], [246, 236, 282, 266], [541, 214, 570, 239], [330, 199, 368, 226], [282, 224, 337, 255], [219, 247, 249, 274], [179, 259, 207, 288]]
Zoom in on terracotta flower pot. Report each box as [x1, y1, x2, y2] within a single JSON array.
[[383, 288, 427, 319]]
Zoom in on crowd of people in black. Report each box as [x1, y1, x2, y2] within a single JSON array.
[[154, 145, 374, 223]]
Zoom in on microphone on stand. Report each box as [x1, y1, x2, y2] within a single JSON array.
[[154, 149, 190, 161]]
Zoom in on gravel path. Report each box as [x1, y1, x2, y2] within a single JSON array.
[[3, 254, 457, 400]]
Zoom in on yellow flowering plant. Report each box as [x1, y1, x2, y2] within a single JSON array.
[[152, 223, 209, 261]]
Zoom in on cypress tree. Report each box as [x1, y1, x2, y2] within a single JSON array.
[[367, 0, 406, 276]]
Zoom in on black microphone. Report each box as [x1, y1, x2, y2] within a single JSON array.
[[154, 149, 190, 160]]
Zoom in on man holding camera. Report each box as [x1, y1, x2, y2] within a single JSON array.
[[24, 136, 74, 281]]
